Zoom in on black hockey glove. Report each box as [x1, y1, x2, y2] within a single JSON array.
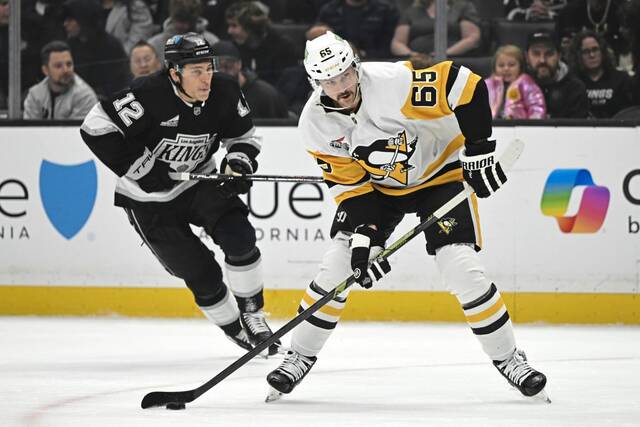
[[349, 225, 391, 289], [137, 160, 175, 193], [219, 152, 256, 198], [459, 139, 507, 198]]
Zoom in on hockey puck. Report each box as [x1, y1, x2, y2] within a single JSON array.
[[166, 402, 186, 410]]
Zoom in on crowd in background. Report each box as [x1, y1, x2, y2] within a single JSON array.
[[1, 0, 640, 120]]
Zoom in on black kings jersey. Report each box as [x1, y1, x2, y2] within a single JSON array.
[[80, 71, 260, 209]]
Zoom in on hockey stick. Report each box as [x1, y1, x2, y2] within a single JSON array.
[[169, 172, 324, 183], [141, 139, 524, 409]]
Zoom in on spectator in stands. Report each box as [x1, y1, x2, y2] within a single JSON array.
[[148, 0, 219, 64], [268, 0, 326, 24], [225, 1, 298, 86], [23, 40, 98, 119], [525, 31, 589, 118], [212, 40, 290, 119], [63, 0, 129, 100], [505, 0, 567, 22], [485, 44, 546, 119], [102, 0, 155, 53], [568, 29, 633, 118], [390, 0, 481, 58], [308, 0, 398, 59], [129, 40, 162, 79], [558, 0, 625, 58]]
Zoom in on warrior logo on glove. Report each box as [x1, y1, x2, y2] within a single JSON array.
[[459, 139, 507, 198]]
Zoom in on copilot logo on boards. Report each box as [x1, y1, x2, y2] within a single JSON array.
[[540, 169, 610, 233]]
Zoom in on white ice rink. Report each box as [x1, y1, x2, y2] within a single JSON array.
[[2, 317, 639, 427]]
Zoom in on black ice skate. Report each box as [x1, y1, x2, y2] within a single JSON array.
[[265, 350, 317, 402], [237, 296, 282, 356], [494, 349, 551, 403]]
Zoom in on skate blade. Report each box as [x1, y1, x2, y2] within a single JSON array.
[[265, 387, 283, 403], [532, 389, 552, 404]]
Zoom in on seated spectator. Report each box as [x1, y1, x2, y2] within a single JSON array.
[[568, 30, 633, 118], [148, 0, 219, 64], [390, 0, 481, 58], [525, 31, 589, 118], [225, 1, 298, 86], [485, 44, 546, 119], [213, 40, 289, 119], [103, 0, 155, 53], [23, 40, 98, 119], [505, 0, 567, 22], [63, 0, 130, 100], [309, 0, 398, 59], [129, 40, 162, 79], [558, 0, 625, 58]]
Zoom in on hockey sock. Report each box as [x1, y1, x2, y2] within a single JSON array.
[[225, 247, 264, 299], [291, 281, 347, 357]]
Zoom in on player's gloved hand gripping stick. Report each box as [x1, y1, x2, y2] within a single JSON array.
[[141, 139, 525, 410]]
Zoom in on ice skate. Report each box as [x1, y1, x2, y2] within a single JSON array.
[[265, 350, 317, 402], [494, 349, 551, 403], [241, 309, 282, 356]]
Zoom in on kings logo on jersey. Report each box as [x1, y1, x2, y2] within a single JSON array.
[[352, 130, 417, 185], [153, 133, 215, 172]]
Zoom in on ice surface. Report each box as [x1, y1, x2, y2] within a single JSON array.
[[1, 317, 639, 427]]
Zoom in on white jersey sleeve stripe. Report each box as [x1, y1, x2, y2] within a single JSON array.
[[80, 103, 124, 136], [447, 66, 471, 110]]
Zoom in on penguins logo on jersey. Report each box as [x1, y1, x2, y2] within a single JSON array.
[[437, 217, 457, 235], [153, 132, 215, 172], [352, 130, 417, 185]]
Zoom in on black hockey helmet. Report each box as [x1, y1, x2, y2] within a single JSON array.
[[164, 33, 216, 71]]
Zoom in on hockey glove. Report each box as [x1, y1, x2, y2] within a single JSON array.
[[349, 225, 391, 289], [137, 160, 175, 193], [219, 152, 256, 198], [459, 139, 507, 198]]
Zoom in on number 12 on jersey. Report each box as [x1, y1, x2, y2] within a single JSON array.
[[410, 70, 437, 107]]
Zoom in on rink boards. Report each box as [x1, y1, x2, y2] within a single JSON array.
[[0, 124, 638, 323]]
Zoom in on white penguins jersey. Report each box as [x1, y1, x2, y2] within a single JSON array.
[[299, 60, 482, 205]]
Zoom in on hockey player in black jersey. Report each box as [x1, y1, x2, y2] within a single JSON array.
[[79, 33, 280, 355]]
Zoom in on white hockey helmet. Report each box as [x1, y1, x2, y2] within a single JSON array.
[[304, 31, 359, 83]]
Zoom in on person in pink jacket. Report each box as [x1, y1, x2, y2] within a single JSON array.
[[485, 44, 547, 119]]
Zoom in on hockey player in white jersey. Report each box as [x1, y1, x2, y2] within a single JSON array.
[[266, 32, 549, 402]]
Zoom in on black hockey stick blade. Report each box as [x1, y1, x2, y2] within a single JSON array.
[[141, 139, 524, 409], [169, 172, 324, 183]]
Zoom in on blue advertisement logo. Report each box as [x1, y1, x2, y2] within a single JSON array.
[[39, 160, 97, 239]]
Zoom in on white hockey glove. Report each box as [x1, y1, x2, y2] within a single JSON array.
[[349, 225, 391, 289], [459, 139, 507, 198], [219, 152, 256, 197]]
